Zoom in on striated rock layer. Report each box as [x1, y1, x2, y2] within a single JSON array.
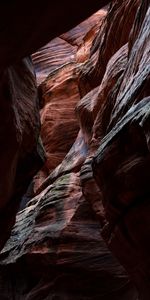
[[32, 9, 107, 191], [0, 172, 137, 299], [0, 0, 110, 248], [0, 58, 45, 251], [93, 2, 150, 298], [0, 0, 150, 300]]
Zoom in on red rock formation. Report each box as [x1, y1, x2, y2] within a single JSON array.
[[32, 38, 76, 86], [93, 2, 150, 298], [0, 0, 110, 70], [0, 0, 110, 249], [79, 0, 140, 96], [0, 58, 44, 250], [32, 10, 107, 191], [33, 62, 80, 190], [76, 43, 128, 146], [0, 0, 150, 299], [0, 171, 137, 299], [62, 9, 107, 63]]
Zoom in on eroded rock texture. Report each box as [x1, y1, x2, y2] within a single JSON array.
[[0, 0, 150, 299], [0, 58, 45, 251], [0, 0, 110, 249], [79, 0, 140, 96], [93, 2, 150, 298], [32, 9, 107, 191]]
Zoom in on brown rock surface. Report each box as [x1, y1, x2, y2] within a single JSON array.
[[92, 2, 150, 298], [0, 6, 137, 299], [34, 62, 80, 189], [0, 0, 150, 299], [32, 10, 107, 191], [0, 58, 45, 250], [0, 172, 137, 300], [61, 9, 107, 48], [0, 0, 110, 248], [76, 43, 128, 146], [79, 0, 140, 96], [61, 9, 107, 63], [32, 8, 107, 85], [0, 0, 110, 70], [32, 38, 76, 86]]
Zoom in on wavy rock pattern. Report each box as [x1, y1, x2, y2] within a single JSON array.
[[0, 0, 149, 299], [0, 58, 45, 250], [93, 3, 150, 298], [0, 172, 137, 299], [32, 10, 107, 191], [79, 0, 140, 96], [0, 0, 110, 250]]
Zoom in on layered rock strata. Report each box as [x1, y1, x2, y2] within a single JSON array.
[[0, 0, 110, 249], [0, 0, 149, 299]]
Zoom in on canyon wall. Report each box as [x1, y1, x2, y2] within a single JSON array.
[[0, 0, 150, 299], [0, 0, 109, 253]]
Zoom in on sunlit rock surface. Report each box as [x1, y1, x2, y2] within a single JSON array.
[[0, 0, 149, 299], [0, 171, 137, 299], [93, 2, 150, 298], [79, 0, 140, 96], [0, 0, 110, 251], [32, 10, 107, 191]]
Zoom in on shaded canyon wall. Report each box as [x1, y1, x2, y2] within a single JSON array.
[[0, 0, 150, 300]]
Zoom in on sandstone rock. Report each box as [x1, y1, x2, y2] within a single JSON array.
[[0, 6, 138, 296], [0, 0, 149, 299], [32, 10, 107, 191], [32, 9, 107, 86], [93, 98, 150, 299], [40, 64, 80, 160], [0, 58, 45, 250], [35, 130, 88, 195], [62, 9, 107, 63], [92, 2, 150, 298], [61, 9, 107, 48], [32, 38, 76, 86], [0, 0, 111, 250], [79, 0, 140, 96], [76, 43, 128, 146], [108, 3, 150, 129], [0, 0, 110, 70], [0, 171, 137, 299], [33, 62, 80, 191]]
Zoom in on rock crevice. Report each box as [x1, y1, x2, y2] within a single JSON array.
[[0, 0, 149, 299]]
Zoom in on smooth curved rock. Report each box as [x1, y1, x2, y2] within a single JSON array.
[[92, 2, 150, 298], [0, 171, 137, 299], [0, 0, 149, 299], [32, 38, 76, 86], [0, 58, 45, 250], [0, 0, 110, 70], [0, 1, 111, 248], [79, 0, 140, 96], [76, 43, 128, 146], [32, 12, 106, 191], [108, 3, 150, 129], [93, 98, 150, 299]]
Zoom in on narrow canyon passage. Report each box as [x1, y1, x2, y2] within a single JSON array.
[[0, 1, 150, 299]]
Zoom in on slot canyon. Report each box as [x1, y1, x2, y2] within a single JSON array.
[[0, 1, 149, 299]]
